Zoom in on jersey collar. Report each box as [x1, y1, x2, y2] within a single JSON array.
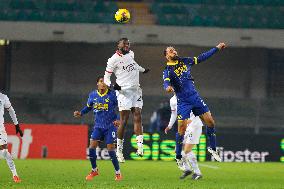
[[166, 60, 178, 66], [97, 88, 108, 97], [116, 50, 122, 57]]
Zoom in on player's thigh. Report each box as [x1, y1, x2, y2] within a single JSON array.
[[184, 124, 202, 146], [191, 97, 210, 117], [91, 128, 104, 142], [117, 90, 133, 111], [133, 87, 143, 109], [0, 132, 8, 148], [105, 126, 117, 145]]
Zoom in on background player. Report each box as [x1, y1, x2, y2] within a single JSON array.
[[165, 94, 203, 180], [0, 92, 23, 183], [73, 76, 122, 181], [104, 37, 150, 162], [163, 43, 226, 162]]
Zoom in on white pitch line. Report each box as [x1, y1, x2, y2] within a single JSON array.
[[199, 163, 220, 169]]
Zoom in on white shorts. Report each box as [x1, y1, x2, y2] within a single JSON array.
[[183, 117, 203, 144], [116, 87, 143, 111], [0, 132, 8, 146]]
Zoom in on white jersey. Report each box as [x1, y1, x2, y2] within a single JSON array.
[[0, 93, 12, 132], [104, 50, 145, 89]]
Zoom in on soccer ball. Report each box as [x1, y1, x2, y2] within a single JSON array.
[[115, 9, 130, 23]]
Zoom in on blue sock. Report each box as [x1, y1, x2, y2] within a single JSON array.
[[175, 132, 183, 159], [108, 150, 120, 172], [206, 126, 217, 151], [89, 148, 97, 170]]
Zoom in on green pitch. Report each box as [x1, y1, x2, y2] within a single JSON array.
[[0, 160, 283, 189]]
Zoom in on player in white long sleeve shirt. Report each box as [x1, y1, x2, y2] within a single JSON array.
[[0, 92, 23, 183], [165, 95, 203, 180], [104, 38, 150, 162]]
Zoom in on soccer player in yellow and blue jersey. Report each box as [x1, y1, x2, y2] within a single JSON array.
[[163, 43, 226, 162], [74, 76, 122, 181]]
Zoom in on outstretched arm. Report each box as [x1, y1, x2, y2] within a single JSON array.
[[192, 42, 226, 65], [74, 94, 93, 117]]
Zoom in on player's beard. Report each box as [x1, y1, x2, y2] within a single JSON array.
[[172, 55, 179, 61], [119, 48, 130, 55]]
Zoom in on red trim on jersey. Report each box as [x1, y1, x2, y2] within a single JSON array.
[[116, 50, 122, 57], [105, 70, 113, 73], [171, 109, 176, 111]]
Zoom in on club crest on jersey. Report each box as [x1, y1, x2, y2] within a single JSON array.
[[105, 98, 109, 102], [174, 63, 188, 77], [123, 63, 136, 72]]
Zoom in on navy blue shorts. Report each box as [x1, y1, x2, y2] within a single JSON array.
[[177, 95, 209, 120], [91, 126, 117, 144]]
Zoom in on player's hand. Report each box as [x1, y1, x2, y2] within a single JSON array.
[[15, 124, 23, 137], [166, 86, 174, 93], [113, 83, 121, 91], [164, 126, 171, 134], [143, 68, 150, 74], [113, 120, 121, 127], [216, 42, 226, 50], [73, 111, 82, 118]]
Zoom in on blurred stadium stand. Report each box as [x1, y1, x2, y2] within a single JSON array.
[[0, 0, 282, 28], [1, 42, 283, 134], [0, 0, 283, 134]]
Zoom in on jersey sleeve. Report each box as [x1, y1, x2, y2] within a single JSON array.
[[168, 96, 177, 129], [185, 47, 219, 66], [4, 95, 12, 109], [163, 68, 171, 90], [86, 93, 94, 108], [104, 56, 116, 86]]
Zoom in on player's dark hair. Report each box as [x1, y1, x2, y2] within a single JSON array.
[[117, 37, 129, 45], [96, 75, 104, 83], [163, 49, 167, 56]]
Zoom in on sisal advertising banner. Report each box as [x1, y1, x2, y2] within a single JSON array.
[[113, 132, 284, 163], [4, 124, 88, 159]]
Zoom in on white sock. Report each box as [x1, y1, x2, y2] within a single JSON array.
[[136, 135, 143, 149], [117, 139, 124, 152], [181, 151, 191, 171], [115, 170, 121, 174], [1, 149, 18, 176], [187, 151, 201, 175]]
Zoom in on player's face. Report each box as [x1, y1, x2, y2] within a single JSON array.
[[165, 47, 178, 61], [97, 78, 107, 90], [118, 40, 130, 54]]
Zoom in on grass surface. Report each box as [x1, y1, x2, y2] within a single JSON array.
[[0, 160, 283, 189]]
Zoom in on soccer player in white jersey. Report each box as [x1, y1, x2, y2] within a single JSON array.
[[0, 92, 23, 183], [165, 95, 203, 180], [104, 38, 150, 162]]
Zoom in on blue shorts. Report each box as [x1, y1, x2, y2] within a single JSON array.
[[91, 126, 117, 144], [177, 95, 209, 120]]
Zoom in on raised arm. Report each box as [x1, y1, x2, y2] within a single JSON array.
[[192, 42, 226, 65], [74, 93, 93, 117]]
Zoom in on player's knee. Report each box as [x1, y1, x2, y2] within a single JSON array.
[[206, 119, 215, 127], [107, 145, 115, 151], [134, 112, 142, 123], [134, 127, 141, 135]]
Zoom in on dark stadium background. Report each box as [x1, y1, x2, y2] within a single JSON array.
[[0, 0, 283, 163]]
